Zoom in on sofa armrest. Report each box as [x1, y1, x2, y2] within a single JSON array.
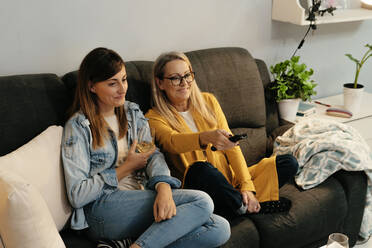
[[332, 170, 367, 246]]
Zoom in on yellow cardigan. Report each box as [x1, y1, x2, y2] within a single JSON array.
[[146, 93, 279, 201]]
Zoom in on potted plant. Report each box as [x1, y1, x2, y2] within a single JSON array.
[[344, 44, 372, 113], [269, 56, 317, 122]]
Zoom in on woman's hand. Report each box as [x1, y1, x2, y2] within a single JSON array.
[[153, 183, 177, 222], [241, 191, 260, 213], [199, 129, 237, 151], [116, 140, 156, 180]]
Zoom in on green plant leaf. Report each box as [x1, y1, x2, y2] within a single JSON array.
[[346, 43, 372, 86], [345, 54, 359, 64], [269, 56, 317, 102]]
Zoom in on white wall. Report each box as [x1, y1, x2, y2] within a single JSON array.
[[0, 0, 371, 97]]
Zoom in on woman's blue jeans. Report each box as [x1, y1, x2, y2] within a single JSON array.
[[84, 189, 230, 248]]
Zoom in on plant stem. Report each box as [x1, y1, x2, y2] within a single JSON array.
[[354, 63, 360, 88], [355, 51, 372, 87]]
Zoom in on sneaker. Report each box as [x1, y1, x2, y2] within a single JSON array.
[[258, 197, 291, 214], [97, 238, 133, 248]]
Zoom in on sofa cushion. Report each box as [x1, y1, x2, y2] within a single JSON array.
[[222, 217, 259, 248], [0, 74, 69, 156], [186, 47, 266, 129], [249, 178, 348, 248], [124, 61, 153, 113], [231, 127, 267, 166], [0, 170, 65, 248], [60, 229, 95, 248], [0, 125, 71, 231]]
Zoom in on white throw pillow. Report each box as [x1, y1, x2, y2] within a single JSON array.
[[0, 170, 65, 248], [0, 125, 71, 231]]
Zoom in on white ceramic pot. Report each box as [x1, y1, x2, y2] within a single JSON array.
[[343, 83, 364, 114], [278, 98, 300, 122]]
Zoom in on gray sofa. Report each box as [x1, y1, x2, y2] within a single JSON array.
[[0, 47, 367, 248]]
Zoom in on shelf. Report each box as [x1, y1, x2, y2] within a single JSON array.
[[272, 0, 372, 26]]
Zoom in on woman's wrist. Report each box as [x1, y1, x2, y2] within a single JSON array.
[[199, 131, 210, 147], [199, 133, 208, 149], [155, 182, 170, 192], [115, 161, 133, 180]]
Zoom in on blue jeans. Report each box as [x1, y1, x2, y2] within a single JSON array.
[[84, 189, 230, 248]]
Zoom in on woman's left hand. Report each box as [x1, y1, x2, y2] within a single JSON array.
[[153, 183, 177, 222], [241, 191, 260, 213]]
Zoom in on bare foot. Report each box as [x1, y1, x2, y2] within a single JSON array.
[[130, 243, 141, 248]]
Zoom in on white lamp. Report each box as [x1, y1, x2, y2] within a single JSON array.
[[361, 0, 372, 9]]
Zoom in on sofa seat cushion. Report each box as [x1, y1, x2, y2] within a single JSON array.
[[60, 229, 95, 248], [249, 177, 348, 248], [222, 217, 259, 248]]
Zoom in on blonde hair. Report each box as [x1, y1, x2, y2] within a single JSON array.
[[69, 47, 128, 149], [151, 51, 216, 131]]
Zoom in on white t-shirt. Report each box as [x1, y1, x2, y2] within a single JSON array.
[[178, 110, 198, 132], [104, 115, 144, 190]]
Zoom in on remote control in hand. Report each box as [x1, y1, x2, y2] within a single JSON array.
[[211, 133, 248, 151]]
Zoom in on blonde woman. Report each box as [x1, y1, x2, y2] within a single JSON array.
[[146, 51, 298, 219], [61, 48, 230, 248]]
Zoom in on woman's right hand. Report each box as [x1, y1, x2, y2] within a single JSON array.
[[199, 129, 237, 151], [116, 140, 155, 180], [125, 140, 155, 170]]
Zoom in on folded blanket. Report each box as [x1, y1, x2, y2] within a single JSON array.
[[273, 118, 372, 239]]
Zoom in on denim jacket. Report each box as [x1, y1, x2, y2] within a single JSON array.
[[61, 101, 181, 230]]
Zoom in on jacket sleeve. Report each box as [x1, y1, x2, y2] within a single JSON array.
[[208, 94, 256, 192], [134, 110, 181, 189], [146, 110, 204, 154], [61, 120, 118, 209]]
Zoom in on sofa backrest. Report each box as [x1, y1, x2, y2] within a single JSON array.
[[0, 47, 282, 165], [185, 48, 269, 164], [186, 48, 266, 129], [0, 74, 70, 156], [61, 60, 154, 114]]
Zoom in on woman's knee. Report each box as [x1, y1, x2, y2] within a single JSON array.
[[210, 214, 231, 246], [174, 189, 214, 215], [194, 190, 214, 215], [188, 161, 215, 176], [276, 154, 299, 176]]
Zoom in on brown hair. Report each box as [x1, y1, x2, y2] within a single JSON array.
[[69, 47, 128, 149], [151, 51, 216, 131]]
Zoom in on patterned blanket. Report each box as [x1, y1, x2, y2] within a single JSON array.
[[273, 118, 372, 239]]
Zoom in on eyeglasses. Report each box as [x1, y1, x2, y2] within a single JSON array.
[[162, 71, 195, 87]]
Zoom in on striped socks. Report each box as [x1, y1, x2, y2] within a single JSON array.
[[97, 238, 133, 248]]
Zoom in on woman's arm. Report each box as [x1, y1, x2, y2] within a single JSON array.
[[146, 110, 205, 154], [153, 182, 177, 222], [115, 139, 155, 181], [208, 94, 256, 193], [134, 110, 181, 189], [62, 120, 118, 209]]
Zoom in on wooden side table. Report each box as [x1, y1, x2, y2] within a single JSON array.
[[296, 92, 372, 149]]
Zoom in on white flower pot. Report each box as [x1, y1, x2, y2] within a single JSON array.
[[278, 98, 300, 122], [343, 83, 364, 114]]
